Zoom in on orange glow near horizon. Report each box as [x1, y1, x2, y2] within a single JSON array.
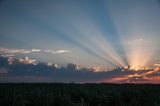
[[106, 76, 129, 83]]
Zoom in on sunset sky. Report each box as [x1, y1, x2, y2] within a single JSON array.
[[0, 0, 160, 83]]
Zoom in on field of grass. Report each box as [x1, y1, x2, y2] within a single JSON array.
[[0, 83, 160, 106]]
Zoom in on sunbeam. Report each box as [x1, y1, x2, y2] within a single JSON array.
[[106, 0, 160, 67], [0, 0, 160, 83]]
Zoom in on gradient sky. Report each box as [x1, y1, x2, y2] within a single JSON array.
[[0, 0, 160, 68]]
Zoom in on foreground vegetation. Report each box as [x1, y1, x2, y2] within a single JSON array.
[[0, 83, 160, 106]]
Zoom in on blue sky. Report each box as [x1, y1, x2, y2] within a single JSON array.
[[0, 0, 160, 68]]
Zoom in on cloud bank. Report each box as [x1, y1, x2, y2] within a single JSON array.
[[0, 55, 160, 83]]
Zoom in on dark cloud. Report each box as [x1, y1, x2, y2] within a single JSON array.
[[67, 63, 78, 71], [0, 55, 160, 83], [0, 56, 8, 67]]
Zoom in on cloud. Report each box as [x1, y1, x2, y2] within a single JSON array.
[[52, 50, 72, 54], [0, 47, 72, 55], [20, 50, 31, 54], [0, 55, 160, 83], [31, 49, 41, 52], [44, 50, 53, 53], [1, 54, 14, 57], [44, 49, 72, 54], [0, 68, 8, 74], [0, 48, 31, 54]]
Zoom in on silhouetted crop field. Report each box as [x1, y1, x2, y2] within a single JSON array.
[[0, 83, 160, 106]]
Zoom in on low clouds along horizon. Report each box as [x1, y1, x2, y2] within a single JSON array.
[[0, 55, 160, 83]]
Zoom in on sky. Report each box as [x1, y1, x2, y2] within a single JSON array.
[[0, 0, 160, 67], [0, 0, 160, 83]]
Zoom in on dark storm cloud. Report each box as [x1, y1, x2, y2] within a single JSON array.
[[0, 56, 160, 83], [0, 56, 126, 83]]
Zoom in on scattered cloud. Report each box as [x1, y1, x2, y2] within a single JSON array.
[[44, 50, 53, 53], [44, 49, 72, 54], [0, 48, 31, 54], [31, 49, 41, 52], [1, 54, 14, 57], [0, 47, 72, 55], [52, 50, 72, 54]]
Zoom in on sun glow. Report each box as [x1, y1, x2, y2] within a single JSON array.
[[124, 64, 144, 71], [131, 65, 145, 71]]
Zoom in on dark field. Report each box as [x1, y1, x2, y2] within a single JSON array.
[[0, 83, 160, 106]]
